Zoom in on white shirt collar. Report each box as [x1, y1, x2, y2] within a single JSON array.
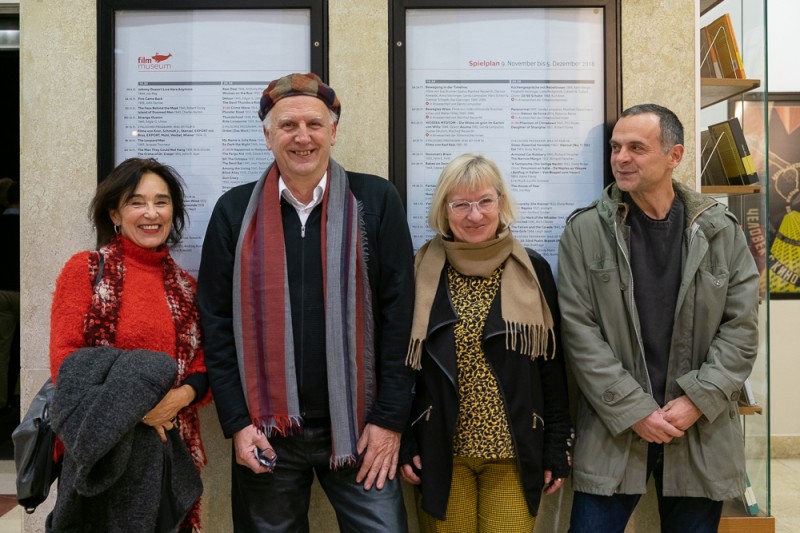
[[278, 173, 327, 214]]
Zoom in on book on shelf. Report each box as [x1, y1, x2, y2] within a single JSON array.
[[739, 378, 757, 407], [706, 117, 759, 186], [701, 13, 746, 79], [742, 472, 760, 516], [699, 25, 722, 78], [700, 129, 728, 186]]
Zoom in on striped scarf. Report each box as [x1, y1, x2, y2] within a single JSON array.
[[234, 160, 375, 467]]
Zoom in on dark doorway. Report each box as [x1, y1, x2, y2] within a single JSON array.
[[0, 13, 20, 461], [0, 16, 19, 183]]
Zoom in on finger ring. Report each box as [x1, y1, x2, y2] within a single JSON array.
[[170, 417, 177, 423], [142, 415, 148, 421]]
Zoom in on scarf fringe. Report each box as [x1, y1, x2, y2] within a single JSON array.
[[330, 454, 357, 470], [255, 415, 303, 438], [504, 321, 556, 360], [406, 338, 423, 370], [408, 323, 555, 370]]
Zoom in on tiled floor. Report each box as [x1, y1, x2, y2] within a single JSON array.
[[0, 460, 19, 533], [772, 458, 800, 533], [0, 459, 797, 532]]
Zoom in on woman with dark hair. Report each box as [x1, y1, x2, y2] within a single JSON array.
[[400, 153, 572, 532], [47, 158, 210, 532]]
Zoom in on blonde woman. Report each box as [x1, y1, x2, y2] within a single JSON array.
[[400, 153, 572, 532]]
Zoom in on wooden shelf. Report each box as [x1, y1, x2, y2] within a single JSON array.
[[720, 500, 774, 532], [738, 405, 763, 415], [700, 0, 726, 16], [719, 514, 774, 532], [701, 184, 761, 196], [701, 78, 761, 109]]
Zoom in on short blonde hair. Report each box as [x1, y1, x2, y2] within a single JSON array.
[[428, 153, 518, 238]]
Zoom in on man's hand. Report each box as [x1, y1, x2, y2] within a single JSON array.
[[355, 424, 400, 490], [631, 410, 684, 443], [661, 396, 703, 431], [399, 455, 422, 485], [233, 424, 273, 474]]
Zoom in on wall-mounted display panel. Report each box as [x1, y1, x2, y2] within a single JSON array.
[[99, 0, 326, 274], [391, 0, 620, 268], [733, 92, 800, 299]]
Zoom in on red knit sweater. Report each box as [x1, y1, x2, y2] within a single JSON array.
[[49, 237, 207, 381]]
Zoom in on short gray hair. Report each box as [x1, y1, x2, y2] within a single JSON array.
[[619, 103, 684, 153]]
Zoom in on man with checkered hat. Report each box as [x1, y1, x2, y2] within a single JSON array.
[[198, 73, 415, 531]]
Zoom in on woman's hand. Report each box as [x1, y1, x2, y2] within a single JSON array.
[[400, 455, 422, 485], [543, 470, 564, 495], [142, 384, 196, 443]]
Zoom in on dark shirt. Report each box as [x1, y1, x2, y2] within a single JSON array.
[[626, 194, 684, 406], [281, 200, 329, 419]]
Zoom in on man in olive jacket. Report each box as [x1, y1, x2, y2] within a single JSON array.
[[558, 104, 759, 533]]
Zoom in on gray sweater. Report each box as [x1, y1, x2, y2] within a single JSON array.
[[47, 346, 202, 532]]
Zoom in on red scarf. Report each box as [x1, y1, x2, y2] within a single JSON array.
[[84, 236, 206, 531]]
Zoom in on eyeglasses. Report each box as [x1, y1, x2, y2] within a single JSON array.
[[447, 196, 500, 216]]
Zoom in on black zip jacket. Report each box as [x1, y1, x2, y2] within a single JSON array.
[[402, 249, 572, 519]]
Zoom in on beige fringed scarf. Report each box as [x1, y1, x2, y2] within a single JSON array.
[[406, 228, 555, 370]]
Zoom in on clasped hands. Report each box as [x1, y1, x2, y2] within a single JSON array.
[[631, 396, 703, 444]]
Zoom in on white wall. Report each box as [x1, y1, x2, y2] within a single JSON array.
[[768, 0, 799, 92]]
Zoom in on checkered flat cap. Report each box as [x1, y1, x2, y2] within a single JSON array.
[[258, 72, 341, 121]]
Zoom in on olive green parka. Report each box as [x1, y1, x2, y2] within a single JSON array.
[[557, 180, 759, 500]]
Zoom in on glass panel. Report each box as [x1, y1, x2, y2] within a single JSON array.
[[699, 0, 770, 519]]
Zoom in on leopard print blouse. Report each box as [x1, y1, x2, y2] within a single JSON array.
[[449, 264, 514, 459]]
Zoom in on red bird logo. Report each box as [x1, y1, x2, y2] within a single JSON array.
[[151, 52, 173, 63]]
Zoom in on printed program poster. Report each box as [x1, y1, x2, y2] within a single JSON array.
[[115, 10, 310, 274], [406, 8, 607, 268]]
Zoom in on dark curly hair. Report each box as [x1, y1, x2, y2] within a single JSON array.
[[89, 158, 187, 248]]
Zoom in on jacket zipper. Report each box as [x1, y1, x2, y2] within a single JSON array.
[[481, 337, 525, 473], [483, 329, 546, 434], [411, 405, 433, 426], [426, 288, 461, 390], [298, 216, 306, 408]]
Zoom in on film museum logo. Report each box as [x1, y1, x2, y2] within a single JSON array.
[[138, 52, 173, 70]]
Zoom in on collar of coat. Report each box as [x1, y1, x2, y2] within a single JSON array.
[[585, 180, 738, 239]]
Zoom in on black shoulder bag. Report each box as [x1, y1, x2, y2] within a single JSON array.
[[12, 378, 60, 513], [12, 252, 105, 513]]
